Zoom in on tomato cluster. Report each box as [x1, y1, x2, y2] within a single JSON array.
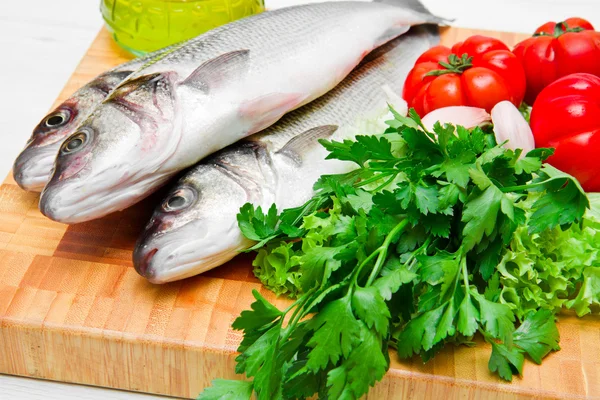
[[514, 18, 600, 104], [403, 18, 600, 192], [403, 36, 526, 115]]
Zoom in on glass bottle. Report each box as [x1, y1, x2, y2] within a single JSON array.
[[101, 0, 265, 56]]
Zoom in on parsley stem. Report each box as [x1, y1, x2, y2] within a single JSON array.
[[282, 288, 315, 340], [370, 174, 399, 193], [287, 295, 310, 326], [304, 281, 349, 319], [460, 254, 471, 298], [282, 281, 349, 343], [478, 327, 494, 343], [365, 219, 410, 287], [404, 236, 433, 267], [282, 265, 350, 342], [353, 248, 384, 286], [283, 288, 314, 315], [367, 167, 401, 173], [290, 194, 328, 227], [354, 171, 396, 189]]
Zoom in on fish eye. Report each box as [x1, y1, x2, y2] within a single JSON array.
[[163, 187, 196, 212], [45, 110, 70, 128], [61, 130, 89, 155], [168, 196, 186, 208]]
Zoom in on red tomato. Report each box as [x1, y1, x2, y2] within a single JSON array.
[[403, 36, 526, 115], [415, 45, 451, 64], [530, 73, 600, 191], [513, 17, 600, 104], [535, 18, 595, 35], [452, 36, 510, 59]]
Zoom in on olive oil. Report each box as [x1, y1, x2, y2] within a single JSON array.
[[101, 0, 265, 56]]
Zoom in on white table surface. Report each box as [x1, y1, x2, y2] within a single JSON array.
[[1, 0, 598, 398]]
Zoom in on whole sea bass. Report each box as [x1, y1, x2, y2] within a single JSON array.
[[133, 26, 440, 284], [40, 0, 442, 224], [13, 46, 174, 191]]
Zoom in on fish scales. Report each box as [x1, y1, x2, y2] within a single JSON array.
[[134, 4, 402, 77], [133, 25, 440, 283], [40, 0, 441, 223], [255, 27, 439, 150]]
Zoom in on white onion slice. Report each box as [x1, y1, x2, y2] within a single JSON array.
[[491, 101, 535, 155], [421, 106, 491, 132]]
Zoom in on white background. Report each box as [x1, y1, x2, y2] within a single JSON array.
[[0, 0, 598, 398]]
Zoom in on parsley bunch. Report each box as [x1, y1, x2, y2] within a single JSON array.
[[199, 109, 593, 400]]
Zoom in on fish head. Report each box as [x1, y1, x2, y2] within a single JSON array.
[[133, 158, 264, 284], [14, 99, 91, 191], [14, 71, 132, 192], [39, 72, 179, 223]]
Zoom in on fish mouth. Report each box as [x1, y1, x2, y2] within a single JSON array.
[[133, 218, 250, 284], [39, 170, 173, 224], [13, 146, 58, 192], [134, 247, 158, 278]]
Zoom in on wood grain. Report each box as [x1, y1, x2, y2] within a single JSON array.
[[1, 26, 599, 399]]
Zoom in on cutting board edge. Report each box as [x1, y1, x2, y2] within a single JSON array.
[[0, 321, 239, 398], [1, 322, 569, 400]]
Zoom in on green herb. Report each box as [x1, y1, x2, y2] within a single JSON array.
[[199, 109, 593, 400], [518, 102, 532, 123]]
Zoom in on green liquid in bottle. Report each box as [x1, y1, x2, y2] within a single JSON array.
[[101, 0, 265, 56]]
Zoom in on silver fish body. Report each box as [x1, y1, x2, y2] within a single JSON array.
[[40, 0, 442, 224], [13, 46, 175, 192], [134, 25, 440, 283]]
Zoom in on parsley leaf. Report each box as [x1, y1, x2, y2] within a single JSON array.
[[373, 263, 417, 301], [513, 309, 560, 364], [327, 325, 388, 399], [235, 323, 281, 377], [527, 165, 589, 233], [352, 286, 391, 336], [233, 290, 283, 332], [457, 295, 479, 337], [396, 304, 446, 357], [197, 379, 254, 400], [418, 251, 460, 302], [474, 293, 515, 344], [205, 108, 598, 399], [488, 341, 524, 382], [305, 297, 361, 372], [462, 185, 503, 251], [320, 135, 394, 167], [237, 203, 279, 242]]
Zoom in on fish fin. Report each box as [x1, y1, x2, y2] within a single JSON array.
[[109, 70, 136, 81], [240, 92, 308, 133], [373, 0, 447, 23], [276, 125, 339, 165], [373, 25, 411, 49], [181, 50, 250, 93], [358, 25, 440, 69]]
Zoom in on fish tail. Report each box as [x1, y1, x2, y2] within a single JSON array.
[[374, 0, 450, 24]]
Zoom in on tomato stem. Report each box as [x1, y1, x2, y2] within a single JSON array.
[[534, 21, 585, 38], [425, 53, 473, 77]]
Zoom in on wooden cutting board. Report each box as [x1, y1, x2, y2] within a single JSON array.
[[1, 25, 599, 399]]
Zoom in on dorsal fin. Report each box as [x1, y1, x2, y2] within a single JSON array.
[[276, 125, 339, 164], [181, 50, 250, 93]]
